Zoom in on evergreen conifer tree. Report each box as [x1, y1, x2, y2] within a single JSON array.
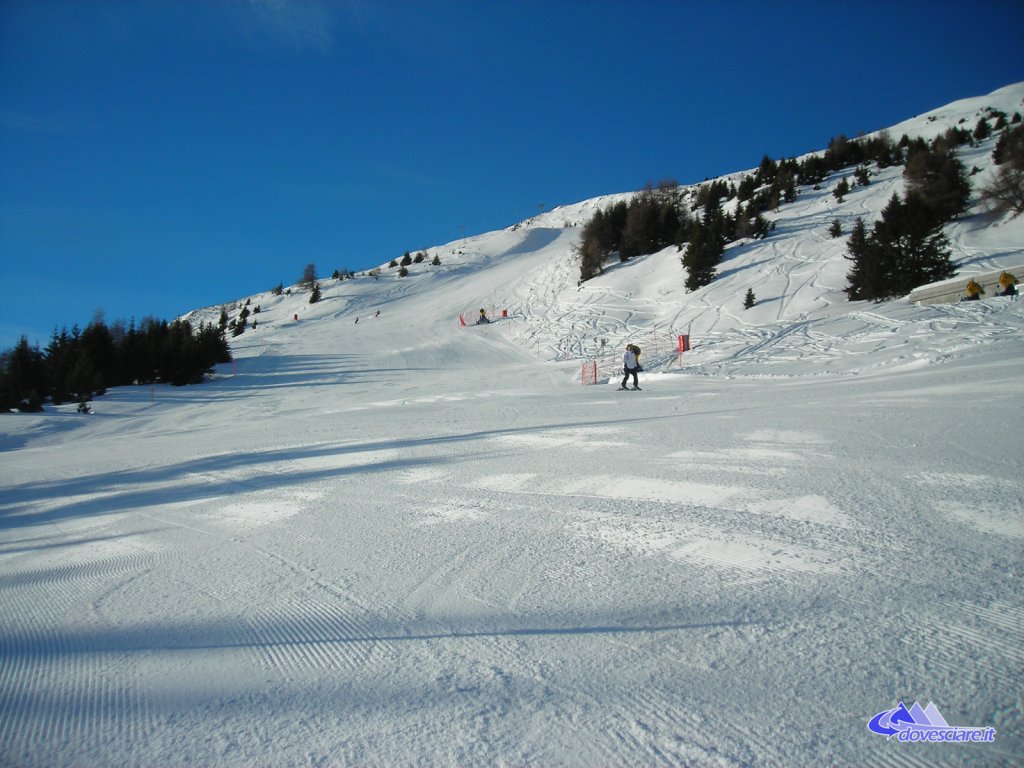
[[875, 193, 956, 296], [903, 143, 970, 224], [68, 350, 98, 402], [833, 177, 850, 203], [844, 218, 879, 300], [845, 195, 956, 301], [6, 336, 46, 411], [578, 237, 604, 282], [682, 214, 723, 292], [300, 263, 317, 290], [45, 327, 75, 405]]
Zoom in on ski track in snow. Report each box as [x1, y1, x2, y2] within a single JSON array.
[[3, 85, 1024, 766]]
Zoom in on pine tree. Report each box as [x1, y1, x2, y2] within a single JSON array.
[[779, 166, 798, 204], [68, 349, 98, 402], [743, 288, 756, 309], [309, 282, 321, 303], [757, 155, 778, 184], [828, 219, 843, 238], [845, 195, 956, 301], [844, 217, 879, 300], [903, 142, 970, 224], [45, 327, 75, 405], [300, 263, 317, 290], [875, 193, 956, 296], [6, 336, 46, 411], [578, 236, 604, 282], [682, 215, 722, 292], [993, 123, 1024, 165], [749, 214, 771, 239], [737, 174, 757, 201], [833, 177, 850, 203], [620, 187, 681, 260], [79, 320, 113, 396]]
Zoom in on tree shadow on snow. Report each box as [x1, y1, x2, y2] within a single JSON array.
[[0, 409, 734, 533]]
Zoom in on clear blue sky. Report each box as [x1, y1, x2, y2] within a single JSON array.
[[2, 0, 1022, 349]]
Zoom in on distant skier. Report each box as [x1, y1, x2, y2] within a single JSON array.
[[476, 308, 490, 324], [619, 344, 641, 390]]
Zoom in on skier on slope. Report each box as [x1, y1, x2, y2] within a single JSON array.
[[619, 344, 641, 390]]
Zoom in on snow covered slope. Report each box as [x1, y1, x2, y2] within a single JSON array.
[[1, 84, 1022, 767], [185, 83, 1024, 381]]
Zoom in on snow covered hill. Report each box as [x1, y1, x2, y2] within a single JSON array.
[[1, 84, 1023, 767], [185, 83, 1024, 384]]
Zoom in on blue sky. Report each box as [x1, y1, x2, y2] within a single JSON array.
[[2, 0, 1022, 349]]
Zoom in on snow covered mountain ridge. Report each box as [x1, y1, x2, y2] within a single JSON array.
[[190, 81, 1024, 384]]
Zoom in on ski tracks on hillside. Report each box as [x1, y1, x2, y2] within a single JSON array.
[[677, 295, 1024, 379]]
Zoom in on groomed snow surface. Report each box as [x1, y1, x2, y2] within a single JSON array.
[[3, 84, 1024, 766]]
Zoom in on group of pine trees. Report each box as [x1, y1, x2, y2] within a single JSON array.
[[575, 137, 899, 287], [389, 251, 442, 277], [578, 183, 685, 281], [0, 316, 232, 413], [578, 108, 1023, 302], [844, 134, 973, 300], [980, 122, 1024, 217], [844, 115, 1024, 301]]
